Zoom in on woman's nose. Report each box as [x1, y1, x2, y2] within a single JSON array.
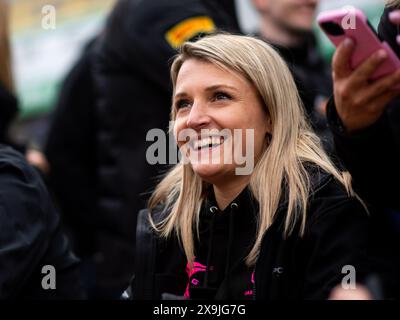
[[186, 102, 211, 130]]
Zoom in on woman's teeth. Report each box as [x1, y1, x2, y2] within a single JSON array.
[[193, 137, 224, 150]]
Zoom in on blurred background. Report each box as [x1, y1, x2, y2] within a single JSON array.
[[7, 0, 386, 149]]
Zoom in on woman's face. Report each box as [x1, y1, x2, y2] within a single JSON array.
[[173, 58, 271, 185]]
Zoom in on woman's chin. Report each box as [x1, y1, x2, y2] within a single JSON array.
[[191, 163, 226, 181]]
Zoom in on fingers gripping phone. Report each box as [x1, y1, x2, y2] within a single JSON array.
[[317, 6, 400, 81]]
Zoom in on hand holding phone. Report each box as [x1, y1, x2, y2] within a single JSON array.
[[317, 6, 400, 82], [318, 6, 400, 132]]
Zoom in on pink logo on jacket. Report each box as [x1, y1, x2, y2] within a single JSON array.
[[184, 259, 207, 298]]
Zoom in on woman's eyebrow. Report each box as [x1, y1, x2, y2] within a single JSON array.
[[174, 84, 238, 99], [174, 91, 187, 99], [204, 84, 237, 92]]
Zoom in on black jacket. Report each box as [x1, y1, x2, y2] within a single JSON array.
[[45, 39, 98, 258], [91, 0, 239, 294], [132, 166, 380, 300], [0, 145, 84, 299]]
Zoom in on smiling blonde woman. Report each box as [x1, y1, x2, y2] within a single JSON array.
[[130, 34, 375, 301]]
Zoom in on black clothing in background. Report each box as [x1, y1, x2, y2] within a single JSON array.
[[260, 33, 333, 151], [45, 39, 98, 298], [0, 144, 84, 299], [379, 7, 400, 59], [45, 39, 97, 259]]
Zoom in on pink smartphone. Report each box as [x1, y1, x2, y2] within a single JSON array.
[[317, 6, 400, 82]]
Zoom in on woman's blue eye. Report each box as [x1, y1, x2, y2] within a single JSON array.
[[176, 100, 191, 109], [214, 92, 231, 101]]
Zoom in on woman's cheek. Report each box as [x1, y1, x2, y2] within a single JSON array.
[[173, 119, 184, 145]]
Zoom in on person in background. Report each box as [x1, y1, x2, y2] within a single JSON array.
[[251, 0, 333, 151], [326, 0, 400, 299], [0, 1, 85, 299]]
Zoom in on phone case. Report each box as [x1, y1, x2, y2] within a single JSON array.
[[317, 6, 400, 82]]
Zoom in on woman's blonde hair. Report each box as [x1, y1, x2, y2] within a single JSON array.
[[148, 34, 354, 266], [0, 0, 14, 93]]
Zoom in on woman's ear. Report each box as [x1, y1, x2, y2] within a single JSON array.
[[265, 116, 272, 135], [263, 117, 273, 147]]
